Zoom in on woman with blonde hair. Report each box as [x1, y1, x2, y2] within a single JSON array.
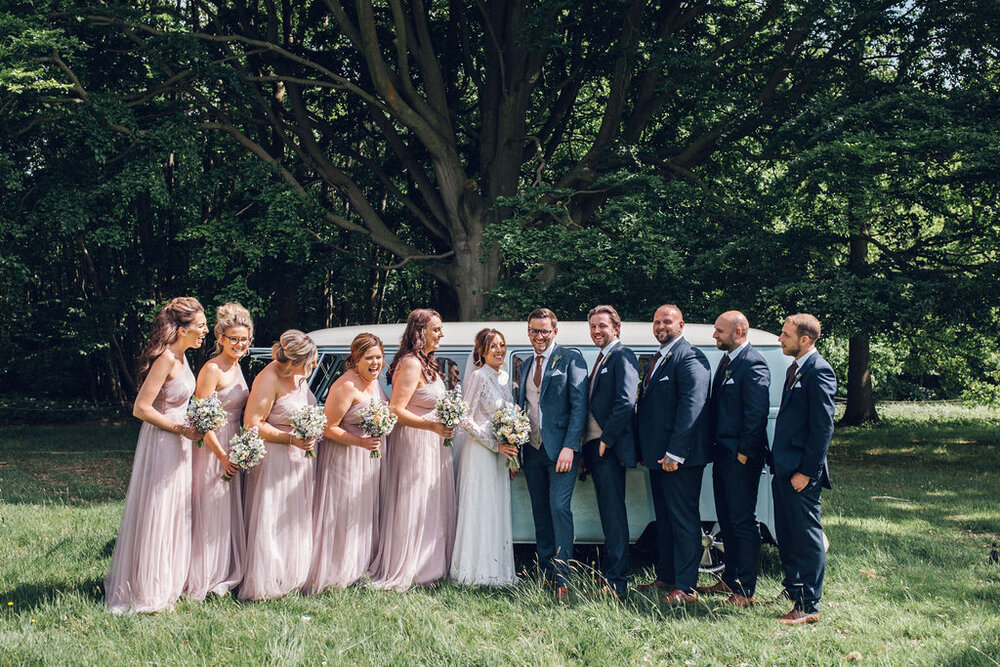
[[240, 329, 318, 600], [305, 333, 386, 594], [370, 309, 456, 590], [185, 303, 253, 600], [105, 297, 208, 613]]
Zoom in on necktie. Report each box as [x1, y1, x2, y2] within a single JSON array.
[[588, 352, 605, 397], [784, 361, 799, 391], [642, 351, 661, 393], [533, 355, 544, 388], [713, 354, 731, 394]]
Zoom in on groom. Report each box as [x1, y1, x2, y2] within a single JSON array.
[[517, 308, 588, 598]]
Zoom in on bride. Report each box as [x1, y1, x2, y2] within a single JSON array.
[[450, 328, 520, 587]]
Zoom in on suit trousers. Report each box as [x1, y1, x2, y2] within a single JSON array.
[[523, 443, 578, 586], [648, 465, 704, 593], [583, 439, 629, 594], [712, 455, 764, 597], [772, 472, 825, 614]]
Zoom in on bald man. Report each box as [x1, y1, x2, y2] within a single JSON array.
[[698, 311, 771, 607], [634, 304, 711, 604]]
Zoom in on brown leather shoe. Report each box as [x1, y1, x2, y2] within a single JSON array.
[[554, 585, 569, 601], [662, 589, 698, 604], [722, 593, 754, 608], [637, 579, 673, 591], [696, 580, 732, 596], [777, 609, 819, 625]]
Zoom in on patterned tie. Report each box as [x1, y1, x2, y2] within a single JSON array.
[[533, 355, 544, 388], [784, 361, 799, 391], [642, 351, 661, 393]]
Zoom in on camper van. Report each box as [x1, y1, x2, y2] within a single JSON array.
[[254, 320, 791, 574]]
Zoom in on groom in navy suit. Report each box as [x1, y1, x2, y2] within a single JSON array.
[[772, 313, 836, 625], [517, 308, 588, 598], [634, 304, 711, 603], [699, 310, 771, 607], [582, 305, 639, 597]]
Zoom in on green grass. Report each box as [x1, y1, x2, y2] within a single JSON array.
[[2, 403, 1000, 664]]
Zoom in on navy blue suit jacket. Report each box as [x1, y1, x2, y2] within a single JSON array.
[[710, 343, 771, 463], [517, 343, 589, 461], [771, 351, 836, 488], [587, 342, 639, 467], [635, 338, 711, 468]]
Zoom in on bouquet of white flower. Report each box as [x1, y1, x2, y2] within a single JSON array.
[[491, 402, 530, 469], [185, 392, 227, 448], [224, 426, 266, 481], [357, 396, 397, 459], [435, 385, 469, 447], [289, 405, 326, 458]]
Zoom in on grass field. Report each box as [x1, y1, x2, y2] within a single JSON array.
[[2, 402, 999, 664]]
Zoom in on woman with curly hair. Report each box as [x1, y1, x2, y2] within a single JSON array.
[[369, 309, 456, 590], [105, 297, 208, 613]]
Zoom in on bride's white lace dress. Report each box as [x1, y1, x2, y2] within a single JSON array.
[[450, 364, 519, 586]]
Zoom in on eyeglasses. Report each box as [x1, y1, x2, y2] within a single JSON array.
[[528, 328, 554, 338], [223, 335, 252, 345]]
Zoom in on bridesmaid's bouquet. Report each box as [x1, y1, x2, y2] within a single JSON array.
[[491, 403, 531, 469], [224, 426, 266, 481], [435, 385, 469, 448], [185, 392, 227, 448], [289, 405, 326, 458], [357, 396, 397, 459]]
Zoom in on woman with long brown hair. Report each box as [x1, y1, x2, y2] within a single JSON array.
[[450, 328, 519, 587], [105, 297, 208, 613], [240, 329, 319, 600], [369, 309, 456, 590], [185, 303, 252, 601], [305, 333, 386, 594]]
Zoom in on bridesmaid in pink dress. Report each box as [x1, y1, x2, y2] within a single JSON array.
[[240, 329, 318, 600], [185, 303, 252, 601], [370, 309, 457, 590], [105, 297, 208, 613], [305, 333, 386, 594]]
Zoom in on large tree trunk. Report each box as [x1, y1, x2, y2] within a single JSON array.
[[840, 216, 878, 426], [840, 333, 878, 426]]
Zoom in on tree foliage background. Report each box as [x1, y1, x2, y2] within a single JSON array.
[[1, 0, 998, 419]]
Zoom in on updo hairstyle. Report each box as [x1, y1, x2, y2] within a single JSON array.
[[213, 302, 254, 355], [271, 329, 318, 376]]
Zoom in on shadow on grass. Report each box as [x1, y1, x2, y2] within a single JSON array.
[[0, 577, 105, 610]]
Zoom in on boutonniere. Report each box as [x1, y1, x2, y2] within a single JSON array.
[[551, 354, 563, 366], [723, 369, 733, 382], [792, 372, 802, 385], [663, 352, 673, 363]]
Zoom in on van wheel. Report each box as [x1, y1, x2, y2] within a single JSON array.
[[699, 521, 725, 575]]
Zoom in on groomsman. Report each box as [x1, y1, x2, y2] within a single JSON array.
[[635, 304, 711, 603], [699, 311, 771, 607], [772, 313, 836, 625], [516, 308, 588, 599], [583, 305, 639, 598]]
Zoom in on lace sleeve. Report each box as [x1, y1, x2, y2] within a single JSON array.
[[461, 370, 500, 452]]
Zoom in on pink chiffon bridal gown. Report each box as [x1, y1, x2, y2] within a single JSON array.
[[239, 378, 316, 600], [304, 385, 386, 594], [369, 374, 456, 591], [105, 360, 195, 614], [185, 368, 248, 600]]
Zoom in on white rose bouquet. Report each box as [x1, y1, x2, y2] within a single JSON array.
[[491, 403, 530, 469]]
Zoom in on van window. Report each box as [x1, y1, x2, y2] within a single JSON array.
[[310, 353, 347, 403]]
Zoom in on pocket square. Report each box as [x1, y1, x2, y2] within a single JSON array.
[[724, 378, 735, 385], [599, 367, 609, 374], [549, 369, 566, 377], [793, 381, 803, 388], [658, 375, 670, 382]]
